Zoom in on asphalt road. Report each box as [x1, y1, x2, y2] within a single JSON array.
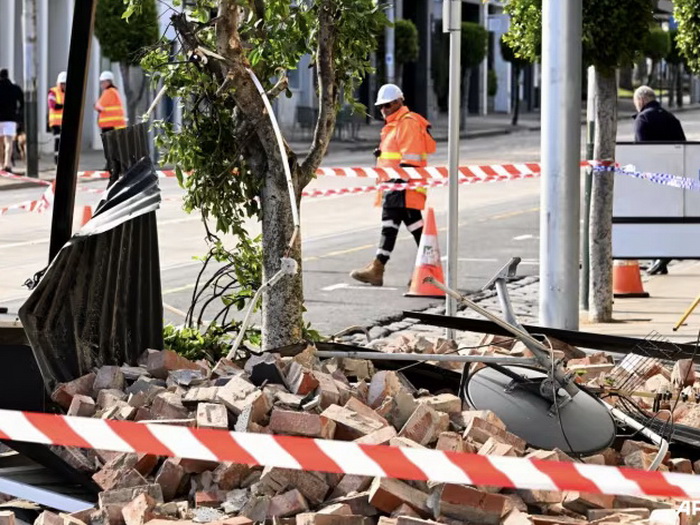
[[2, 110, 699, 336]]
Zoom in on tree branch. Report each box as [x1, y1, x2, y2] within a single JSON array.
[[300, 0, 338, 187]]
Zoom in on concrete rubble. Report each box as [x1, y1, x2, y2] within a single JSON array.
[[6, 335, 700, 525]]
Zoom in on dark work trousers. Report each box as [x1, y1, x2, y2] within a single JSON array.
[[51, 126, 61, 164], [376, 205, 424, 264]]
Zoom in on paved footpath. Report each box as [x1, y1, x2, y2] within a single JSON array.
[[341, 260, 700, 352]]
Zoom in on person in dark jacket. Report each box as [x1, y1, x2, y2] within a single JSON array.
[[633, 85, 686, 275], [0, 69, 24, 173]]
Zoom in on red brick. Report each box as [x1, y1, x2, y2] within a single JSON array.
[[0, 513, 14, 525], [398, 403, 449, 446], [561, 491, 615, 514], [368, 477, 430, 516], [435, 431, 468, 453], [196, 403, 229, 430], [212, 519, 253, 525], [390, 504, 422, 518], [147, 349, 200, 379], [286, 362, 319, 395], [67, 394, 96, 417], [331, 493, 378, 517], [330, 475, 373, 499], [313, 371, 341, 409], [317, 503, 353, 515], [451, 410, 506, 430], [94, 366, 126, 394], [463, 417, 526, 451], [154, 459, 186, 500], [269, 408, 336, 439], [417, 393, 462, 414], [367, 371, 401, 408], [51, 373, 96, 410], [344, 397, 390, 427], [354, 425, 397, 445], [121, 493, 156, 525], [151, 392, 190, 420], [178, 457, 220, 474], [672, 359, 696, 388], [296, 515, 369, 525], [34, 511, 62, 525], [215, 376, 257, 415], [97, 389, 128, 410], [182, 387, 221, 406], [478, 437, 517, 457], [93, 453, 149, 491], [212, 462, 249, 490], [436, 484, 509, 524], [195, 491, 226, 508], [267, 489, 309, 518], [321, 404, 385, 440], [234, 391, 271, 432], [133, 454, 159, 477]]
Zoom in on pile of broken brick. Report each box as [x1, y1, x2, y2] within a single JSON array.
[[8, 334, 700, 525]]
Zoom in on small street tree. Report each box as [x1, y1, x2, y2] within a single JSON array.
[[666, 29, 684, 107], [642, 27, 671, 87], [395, 19, 419, 84], [126, 0, 386, 349], [674, 0, 700, 100], [500, 36, 530, 126], [460, 22, 488, 127], [505, 0, 653, 322], [94, 0, 159, 122]]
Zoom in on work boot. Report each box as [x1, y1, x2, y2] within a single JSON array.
[[350, 259, 385, 286]]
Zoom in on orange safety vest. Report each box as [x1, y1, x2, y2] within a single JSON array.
[[48, 86, 64, 128], [376, 106, 436, 210], [96, 86, 126, 129]]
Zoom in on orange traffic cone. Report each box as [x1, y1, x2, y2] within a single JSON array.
[[80, 205, 93, 226], [613, 260, 649, 298], [405, 207, 445, 298]]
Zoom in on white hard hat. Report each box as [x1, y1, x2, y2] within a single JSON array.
[[375, 83, 404, 106], [57, 71, 67, 85], [99, 71, 114, 82]]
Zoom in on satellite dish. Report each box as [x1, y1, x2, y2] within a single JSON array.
[[463, 365, 616, 456]]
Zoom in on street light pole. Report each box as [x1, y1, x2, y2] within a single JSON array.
[[539, 0, 582, 329], [385, 1, 395, 84], [22, 0, 39, 178], [445, 0, 461, 338]]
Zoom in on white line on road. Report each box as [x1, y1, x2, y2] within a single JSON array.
[[513, 234, 534, 241], [0, 238, 50, 250], [321, 283, 399, 292]]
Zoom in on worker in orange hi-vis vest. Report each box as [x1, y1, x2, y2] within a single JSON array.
[[94, 71, 126, 133], [350, 83, 436, 287], [47, 71, 66, 165]]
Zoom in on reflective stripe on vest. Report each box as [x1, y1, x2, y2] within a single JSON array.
[[48, 87, 64, 128], [376, 109, 429, 171], [97, 88, 127, 129]]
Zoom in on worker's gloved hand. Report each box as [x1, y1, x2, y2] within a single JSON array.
[[373, 148, 381, 158], [54, 104, 63, 110]]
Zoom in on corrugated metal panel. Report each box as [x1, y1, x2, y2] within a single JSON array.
[[19, 157, 163, 389]]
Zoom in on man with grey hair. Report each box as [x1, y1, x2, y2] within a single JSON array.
[[633, 85, 686, 275], [633, 85, 685, 142]]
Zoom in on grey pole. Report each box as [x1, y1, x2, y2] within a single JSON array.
[[385, 1, 395, 84], [22, 0, 39, 178], [580, 66, 596, 310], [444, 0, 462, 339], [539, 0, 582, 329]]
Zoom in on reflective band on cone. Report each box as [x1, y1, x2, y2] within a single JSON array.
[[405, 207, 445, 298]]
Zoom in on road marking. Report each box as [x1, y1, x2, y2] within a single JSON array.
[[321, 283, 399, 292], [0, 238, 50, 250], [513, 234, 534, 241], [158, 216, 201, 225], [162, 283, 196, 295]]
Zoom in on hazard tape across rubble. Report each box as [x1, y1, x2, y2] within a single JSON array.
[[0, 408, 698, 499]]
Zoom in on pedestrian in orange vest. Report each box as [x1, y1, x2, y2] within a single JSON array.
[[47, 71, 66, 165], [94, 71, 126, 133], [350, 83, 436, 287]]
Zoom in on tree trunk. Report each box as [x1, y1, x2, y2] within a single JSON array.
[[647, 60, 656, 86], [668, 65, 676, 107], [588, 71, 617, 323], [677, 67, 684, 108], [459, 70, 470, 130], [261, 166, 304, 350], [512, 66, 521, 127]]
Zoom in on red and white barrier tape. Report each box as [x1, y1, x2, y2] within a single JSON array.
[[0, 408, 697, 499]]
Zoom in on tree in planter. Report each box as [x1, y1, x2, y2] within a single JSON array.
[[94, 0, 159, 123], [460, 22, 488, 127], [500, 36, 530, 126], [126, 0, 387, 349], [395, 19, 419, 84], [504, 0, 653, 322], [666, 29, 685, 107], [642, 27, 670, 87]]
